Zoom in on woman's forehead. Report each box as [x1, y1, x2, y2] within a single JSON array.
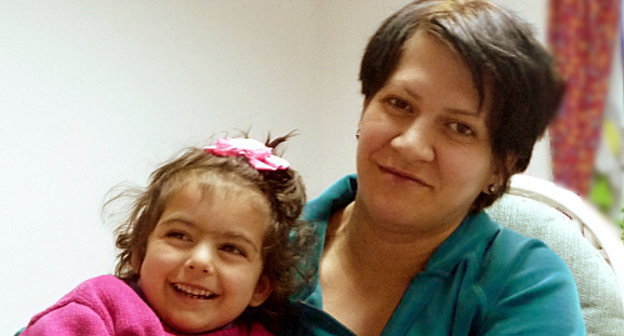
[[391, 31, 492, 116]]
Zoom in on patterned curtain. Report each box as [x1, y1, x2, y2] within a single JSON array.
[[548, 0, 622, 196]]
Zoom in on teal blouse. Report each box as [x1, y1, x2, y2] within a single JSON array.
[[284, 175, 585, 336]]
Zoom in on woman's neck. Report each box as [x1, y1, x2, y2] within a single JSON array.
[[323, 201, 458, 282], [320, 201, 463, 336]]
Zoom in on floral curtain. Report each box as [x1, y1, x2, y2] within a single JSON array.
[[548, 0, 622, 197]]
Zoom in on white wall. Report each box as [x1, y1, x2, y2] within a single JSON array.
[[1, 1, 324, 330], [1, 1, 551, 332]]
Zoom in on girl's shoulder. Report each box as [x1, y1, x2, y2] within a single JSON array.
[[23, 275, 163, 335], [63, 275, 137, 305]]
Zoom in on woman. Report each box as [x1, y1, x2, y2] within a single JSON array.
[[286, 0, 584, 335]]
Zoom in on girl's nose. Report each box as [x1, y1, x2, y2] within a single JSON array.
[[186, 245, 215, 274], [187, 264, 211, 273], [391, 120, 435, 162]]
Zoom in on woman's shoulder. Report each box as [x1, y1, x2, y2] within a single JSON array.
[[470, 216, 580, 312], [461, 212, 565, 263], [304, 175, 357, 221], [472, 213, 573, 278], [467, 223, 583, 333], [490, 222, 571, 272], [413, 214, 584, 334], [439, 212, 577, 301], [433, 212, 565, 272]]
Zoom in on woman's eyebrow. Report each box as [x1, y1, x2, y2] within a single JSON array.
[[388, 81, 422, 101], [393, 81, 481, 117], [445, 107, 481, 118]]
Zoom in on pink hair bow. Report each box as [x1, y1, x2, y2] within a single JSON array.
[[204, 137, 290, 171]]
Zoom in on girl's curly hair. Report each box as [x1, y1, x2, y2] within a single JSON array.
[[107, 132, 314, 332]]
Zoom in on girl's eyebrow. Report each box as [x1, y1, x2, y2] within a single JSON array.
[[159, 216, 194, 227], [220, 232, 260, 253]]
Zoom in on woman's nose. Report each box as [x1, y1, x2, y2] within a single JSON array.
[[391, 120, 435, 162], [186, 245, 215, 274]]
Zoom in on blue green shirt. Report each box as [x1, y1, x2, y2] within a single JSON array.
[[284, 175, 585, 335]]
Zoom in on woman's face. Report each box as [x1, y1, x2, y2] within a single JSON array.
[[356, 30, 499, 237]]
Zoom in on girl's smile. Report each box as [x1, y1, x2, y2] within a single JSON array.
[[136, 180, 273, 334], [172, 282, 217, 300]]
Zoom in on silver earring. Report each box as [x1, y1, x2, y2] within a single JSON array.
[[487, 184, 498, 194], [355, 130, 360, 140]]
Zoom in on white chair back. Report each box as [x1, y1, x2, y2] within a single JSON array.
[[487, 174, 624, 335]]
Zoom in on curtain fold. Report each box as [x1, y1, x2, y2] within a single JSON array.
[[548, 0, 622, 196]]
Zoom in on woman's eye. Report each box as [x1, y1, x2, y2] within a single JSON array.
[[386, 97, 412, 112], [449, 122, 475, 136], [220, 244, 246, 257]]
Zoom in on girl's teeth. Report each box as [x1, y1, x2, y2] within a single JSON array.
[[173, 284, 214, 299]]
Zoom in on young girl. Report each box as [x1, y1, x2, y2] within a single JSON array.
[[21, 134, 312, 335]]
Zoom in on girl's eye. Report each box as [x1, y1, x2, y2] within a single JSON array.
[[449, 122, 475, 137], [219, 244, 246, 257], [166, 231, 190, 241], [385, 97, 412, 112]]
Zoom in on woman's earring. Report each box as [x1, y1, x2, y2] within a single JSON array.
[[355, 129, 360, 140], [487, 184, 498, 194]]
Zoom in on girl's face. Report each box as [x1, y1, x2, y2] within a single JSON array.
[[356, 30, 499, 239], [137, 181, 272, 333]]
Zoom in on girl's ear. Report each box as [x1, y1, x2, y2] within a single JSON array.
[[248, 275, 274, 307]]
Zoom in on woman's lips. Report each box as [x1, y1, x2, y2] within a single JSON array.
[[380, 165, 432, 188]]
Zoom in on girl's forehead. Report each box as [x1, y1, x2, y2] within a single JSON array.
[[167, 174, 270, 211]]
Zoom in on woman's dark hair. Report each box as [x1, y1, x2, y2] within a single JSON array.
[[108, 133, 314, 332], [360, 0, 565, 212]]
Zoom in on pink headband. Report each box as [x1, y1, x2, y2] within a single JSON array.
[[204, 137, 290, 171]]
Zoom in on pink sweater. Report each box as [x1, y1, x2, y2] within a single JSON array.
[[21, 275, 272, 336]]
